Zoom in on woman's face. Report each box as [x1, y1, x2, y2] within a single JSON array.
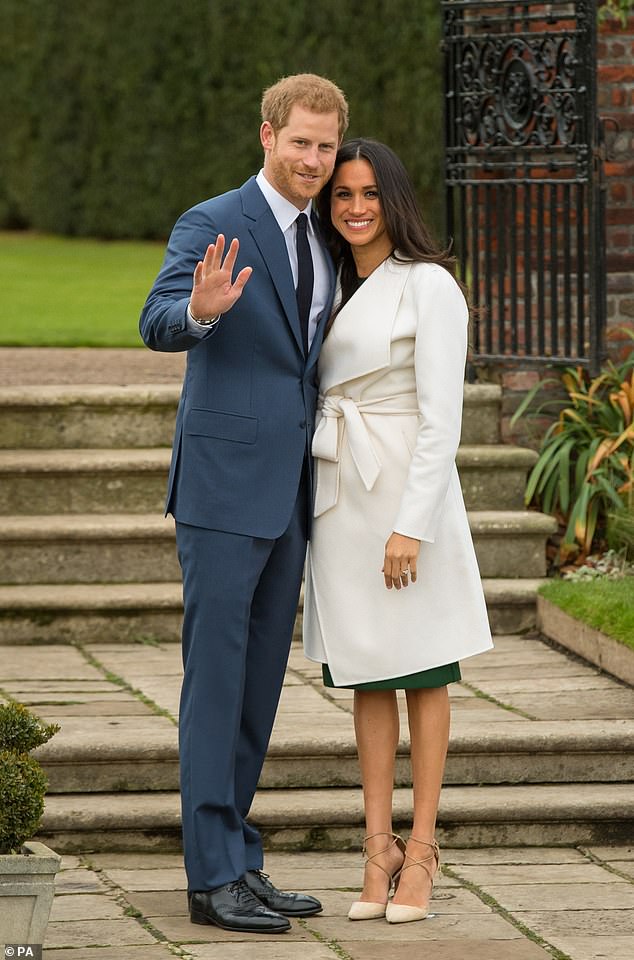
[[330, 158, 393, 266]]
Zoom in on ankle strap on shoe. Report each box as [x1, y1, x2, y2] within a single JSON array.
[[362, 832, 406, 856]]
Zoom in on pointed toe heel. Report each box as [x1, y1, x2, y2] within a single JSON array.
[[347, 832, 406, 922], [385, 901, 428, 923], [348, 899, 387, 920], [387, 837, 439, 925]]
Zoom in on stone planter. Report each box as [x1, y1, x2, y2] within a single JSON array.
[[538, 595, 634, 686], [0, 840, 61, 948]]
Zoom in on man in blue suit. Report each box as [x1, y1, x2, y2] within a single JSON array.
[[140, 74, 348, 934]]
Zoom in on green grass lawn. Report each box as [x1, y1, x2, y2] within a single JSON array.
[[539, 578, 634, 648], [0, 231, 166, 346]]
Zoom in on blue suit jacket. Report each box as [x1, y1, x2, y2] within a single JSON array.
[[139, 177, 336, 538]]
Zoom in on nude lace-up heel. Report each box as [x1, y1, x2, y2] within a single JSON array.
[[347, 832, 406, 920], [385, 837, 439, 924]]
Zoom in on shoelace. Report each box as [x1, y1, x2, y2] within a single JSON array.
[[227, 878, 262, 907], [250, 869, 274, 890]]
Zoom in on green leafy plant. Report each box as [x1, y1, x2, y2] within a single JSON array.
[[512, 338, 634, 562], [599, 0, 634, 26], [0, 702, 60, 854]]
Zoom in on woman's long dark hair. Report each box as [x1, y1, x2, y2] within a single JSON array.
[[317, 138, 465, 318]]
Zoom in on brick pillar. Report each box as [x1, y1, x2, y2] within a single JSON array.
[[599, 13, 634, 361]]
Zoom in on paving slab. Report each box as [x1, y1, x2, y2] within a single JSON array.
[[483, 882, 634, 911], [182, 944, 334, 960], [153, 915, 316, 944], [588, 845, 634, 861], [34, 699, 154, 716], [545, 935, 634, 959], [515, 909, 634, 935], [45, 917, 157, 949], [50, 892, 126, 921], [460, 661, 598, 679], [444, 699, 526, 721], [100, 866, 187, 891], [90, 853, 183, 869], [477, 675, 622, 693], [608, 861, 634, 880], [338, 943, 550, 960], [43, 948, 176, 960], [495, 689, 634, 720], [7, 689, 143, 703], [121, 889, 187, 918], [0, 644, 102, 680], [1, 680, 121, 692], [443, 847, 588, 865], [456, 862, 626, 884], [307, 911, 518, 940], [54, 868, 109, 895]]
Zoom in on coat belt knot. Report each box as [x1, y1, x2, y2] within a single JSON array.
[[312, 393, 418, 516]]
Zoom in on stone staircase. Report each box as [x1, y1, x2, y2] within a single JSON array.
[[0, 382, 555, 643], [4, 381, 631, 852]]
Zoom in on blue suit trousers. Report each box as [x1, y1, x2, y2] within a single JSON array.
[[175, 468, 308, 891]]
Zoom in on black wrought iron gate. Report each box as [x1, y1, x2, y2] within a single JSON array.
[[442, 0, 606, 373]]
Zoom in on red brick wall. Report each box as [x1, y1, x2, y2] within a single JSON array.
[[600, 14, 634, 360]]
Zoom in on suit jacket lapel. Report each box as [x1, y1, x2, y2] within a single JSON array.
[[241, 178, 304, 355]]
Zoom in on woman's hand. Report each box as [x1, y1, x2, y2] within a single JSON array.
[[382, 533, 420, 590], [189, 234, 252, 321]]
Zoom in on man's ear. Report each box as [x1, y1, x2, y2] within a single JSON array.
[[260, 121, 275, 152]]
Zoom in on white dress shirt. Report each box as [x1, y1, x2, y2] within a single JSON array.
[[255, 170, 329, 348]]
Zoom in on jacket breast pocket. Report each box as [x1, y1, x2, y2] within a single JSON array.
[[185, 408, 258, 444]]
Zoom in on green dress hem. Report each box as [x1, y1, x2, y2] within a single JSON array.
[[321, 661, 461, 691]]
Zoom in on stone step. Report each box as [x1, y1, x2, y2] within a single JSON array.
[[0, 448, 169, 515], [0, 578, 545, 644], [0, 582, 184, 645], [0, 384, 180, 449], [0, 383, 501, 449], [456, 445, 537, 511], [38, 782, 634, 852], [0, 514, 179, 584], [0, 510, 556, 585], [469, 511, 555, 577], [35, 719, 634, 794], [461, 384, 501, 444], [0, 445, 536, 515]]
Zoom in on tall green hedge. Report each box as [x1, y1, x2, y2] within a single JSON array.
[[0, 0, 444, 240]]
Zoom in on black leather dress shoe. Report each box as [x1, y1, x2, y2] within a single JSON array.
[[189, 880, 291, 932], [244, 869, 322, 917]]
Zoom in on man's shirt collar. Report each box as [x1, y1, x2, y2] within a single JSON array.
[[256, 170, 315, 234]]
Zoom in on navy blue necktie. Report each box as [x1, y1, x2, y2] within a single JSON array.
[[295, 213, 314, 354]]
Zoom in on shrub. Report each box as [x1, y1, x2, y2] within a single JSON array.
[[512, 335, 634, 561], [0, 0, 444, 240], [0, 702, 59, 854]]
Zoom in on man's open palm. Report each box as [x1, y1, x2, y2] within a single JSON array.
[[190, 234, 252, 321]]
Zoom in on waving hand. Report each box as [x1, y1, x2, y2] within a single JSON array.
[[189, 235, 252, 322]]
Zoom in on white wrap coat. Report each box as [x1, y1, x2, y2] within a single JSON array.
[[303, 258, 493, 686]]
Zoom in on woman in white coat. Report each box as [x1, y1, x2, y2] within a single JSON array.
[[303, 140, 493, 923]]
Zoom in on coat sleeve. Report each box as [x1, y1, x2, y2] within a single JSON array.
[[392, 264, 468, 542], [139, 203, 222, 352]]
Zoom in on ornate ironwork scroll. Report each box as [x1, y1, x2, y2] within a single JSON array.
[[443, 0, 606, 372]]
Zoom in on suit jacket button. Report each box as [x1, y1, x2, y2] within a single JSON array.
[[299, 420, 306, 429]]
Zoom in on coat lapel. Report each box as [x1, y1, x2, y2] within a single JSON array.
[[318, 258, 412, 394], [241, 178, 304, 355]]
